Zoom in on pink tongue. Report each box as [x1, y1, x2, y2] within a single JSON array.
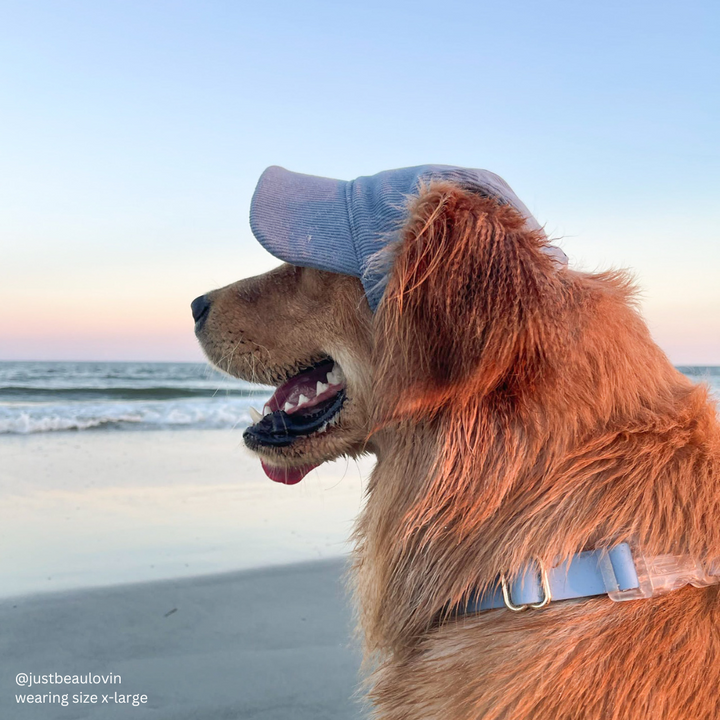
[[261, 460, 318, 485]]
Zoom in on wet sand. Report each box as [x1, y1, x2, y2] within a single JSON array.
[[0, 429, 372, 597], [1, 559, 364, 719]]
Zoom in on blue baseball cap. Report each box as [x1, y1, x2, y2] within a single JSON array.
[[250, 164, 565, 311]]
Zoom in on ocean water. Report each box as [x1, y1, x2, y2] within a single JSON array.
[[676, 366, 720, 398], [0, 362, 718, 435], [0, 361, 272, 434]]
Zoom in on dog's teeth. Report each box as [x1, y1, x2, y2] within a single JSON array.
[[316, 381, 328, 395], [317, 422, 328, 434], [263, 405, 272, 416], [249, 407, 263, 424], [283, 402, 295, 413], [326, 363, 346, 385], [297, 394, 310, 407]]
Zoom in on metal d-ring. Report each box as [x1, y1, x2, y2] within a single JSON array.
[[530, 561, 553, 608], [500, 559, 553, 611], [500, 574, 528, 611]]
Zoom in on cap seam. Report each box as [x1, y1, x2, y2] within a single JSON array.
[[344, 180, 363, 275]]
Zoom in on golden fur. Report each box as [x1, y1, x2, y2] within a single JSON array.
[[196, 181, 720, 719]]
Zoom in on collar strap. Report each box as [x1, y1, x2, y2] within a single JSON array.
[[465, 544, 720, 614]]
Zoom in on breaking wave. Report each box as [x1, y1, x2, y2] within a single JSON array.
[[0, 361, 271, 434]]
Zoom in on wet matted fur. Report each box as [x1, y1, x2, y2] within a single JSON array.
[[196, 181, 720, 719]]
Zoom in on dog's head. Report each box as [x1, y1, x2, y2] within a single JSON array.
[[192, 180, 596, 485], [194, 261, 374, 483]]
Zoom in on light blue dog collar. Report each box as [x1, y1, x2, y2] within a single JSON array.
[[464, 544, 720, 613]]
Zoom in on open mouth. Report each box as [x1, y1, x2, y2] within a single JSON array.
[[243, 358, 347, 484]]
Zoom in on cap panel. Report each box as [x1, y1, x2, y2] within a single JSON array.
[[441, 166, 544, 233], [347, 166, 429, 309], [249, 166, 360, 277], [346, 165, 547, 310]]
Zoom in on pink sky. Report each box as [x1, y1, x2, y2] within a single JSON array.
[[3, 242, 719, 365]]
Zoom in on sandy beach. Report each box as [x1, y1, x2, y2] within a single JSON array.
[[1, 428, 374, 718], [1, 559, 363, 719]]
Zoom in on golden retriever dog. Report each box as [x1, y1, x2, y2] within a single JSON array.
[[193, 179, 720, 719]]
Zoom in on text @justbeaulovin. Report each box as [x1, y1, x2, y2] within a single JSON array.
[[15, 673, 148, 707]]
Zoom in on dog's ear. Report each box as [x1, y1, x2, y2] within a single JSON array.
[[374, 181, 566, 418]]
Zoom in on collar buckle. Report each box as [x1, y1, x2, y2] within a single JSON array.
[[605, 549, 720, 603]]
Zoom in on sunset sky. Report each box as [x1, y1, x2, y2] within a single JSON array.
[[1, 0, 718, 364]]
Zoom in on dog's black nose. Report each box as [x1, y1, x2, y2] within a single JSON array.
[[191, 295, 211, 329]]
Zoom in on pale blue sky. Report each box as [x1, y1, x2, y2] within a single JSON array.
[[1, 0, 718, 362]]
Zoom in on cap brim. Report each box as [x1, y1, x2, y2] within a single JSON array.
[[249, 166, 361, 278]]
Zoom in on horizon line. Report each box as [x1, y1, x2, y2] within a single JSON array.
[[1, 358, 719, 370]]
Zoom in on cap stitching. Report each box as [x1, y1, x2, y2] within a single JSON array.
[[344, 179, 363, 275]]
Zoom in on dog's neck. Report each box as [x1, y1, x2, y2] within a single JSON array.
[[355, 379, 720, 658]]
